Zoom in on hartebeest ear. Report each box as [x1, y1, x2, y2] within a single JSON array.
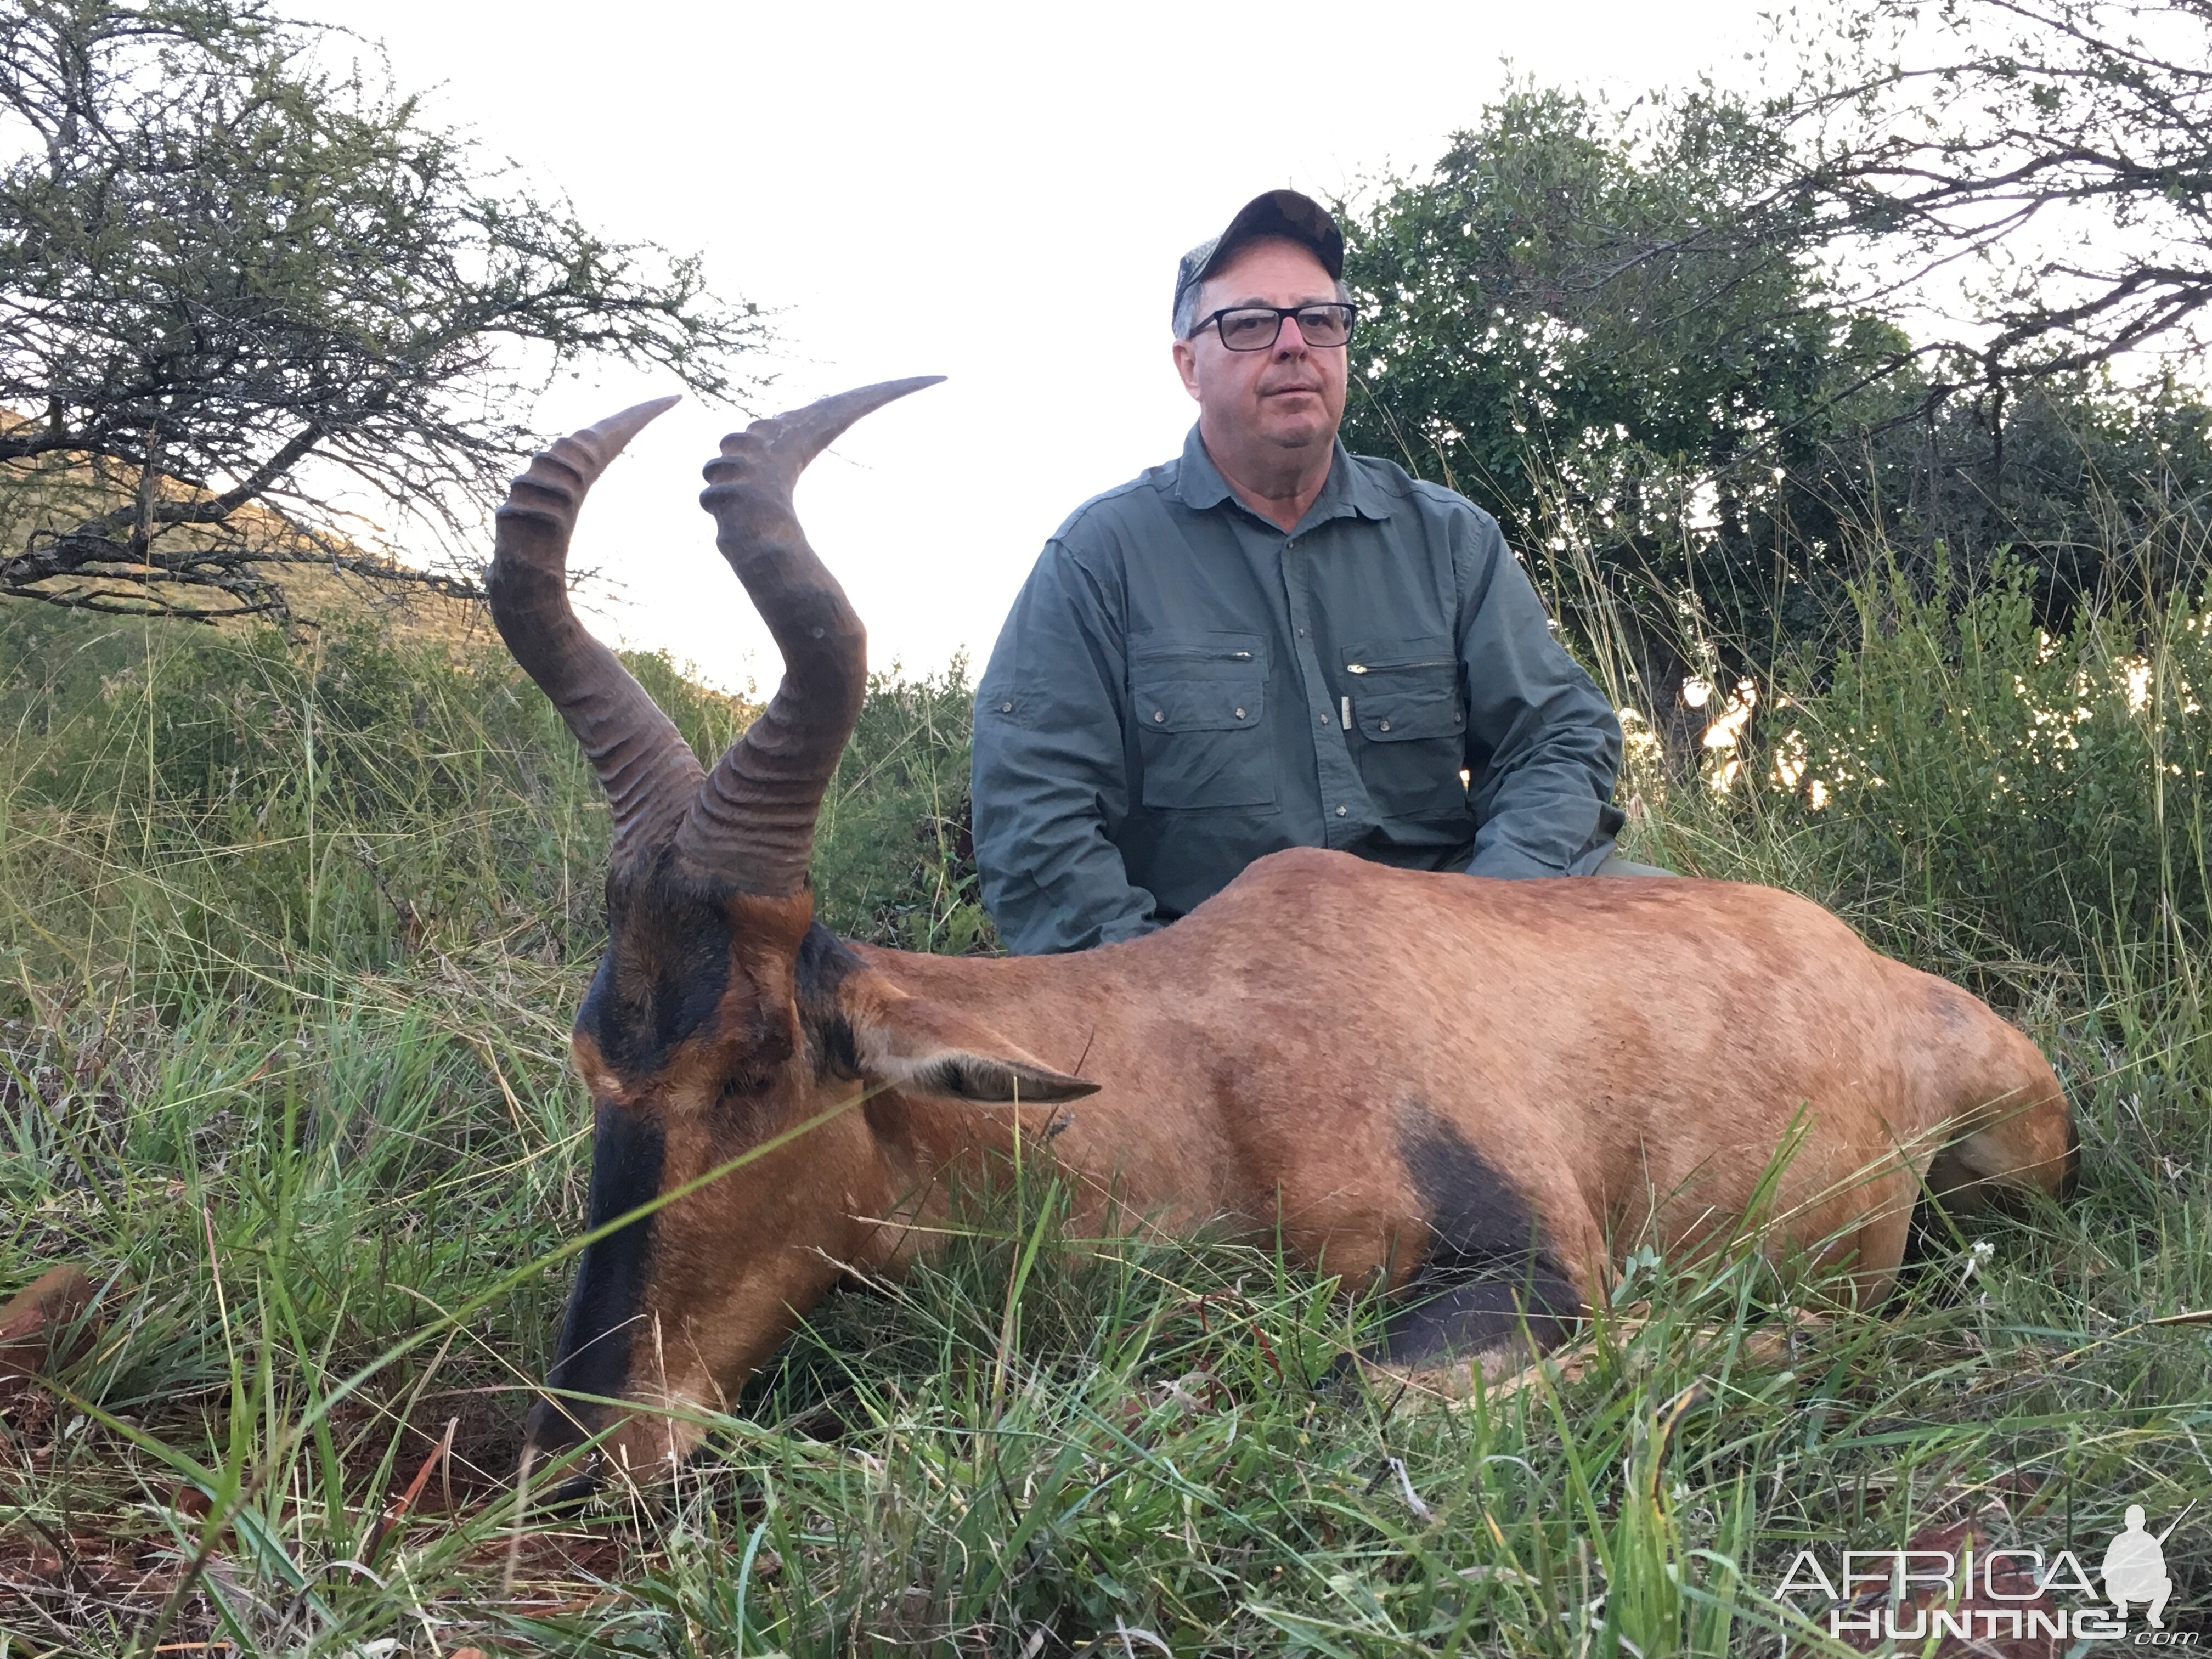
[[847, 984, 1100, 1104]]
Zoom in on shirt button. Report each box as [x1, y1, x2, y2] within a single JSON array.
[[1000, 701, 1013, 713], [1379, 720, 1391, 732], [1234, 707, 1246, 719], [1153, 709, 1165, 723], [1297, 627, 1307, 636], [1335, 805, 1347, 817]]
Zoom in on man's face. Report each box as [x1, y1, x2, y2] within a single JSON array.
[[1172, 238, 1347, 459]]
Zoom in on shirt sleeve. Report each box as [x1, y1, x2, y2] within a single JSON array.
[[1454, 510, 1626, 878], [971, 537, 1164, 954]]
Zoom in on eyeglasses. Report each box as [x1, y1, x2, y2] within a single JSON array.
[[1190, 302, 1357, 351]]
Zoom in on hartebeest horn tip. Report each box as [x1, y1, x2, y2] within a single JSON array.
[[754, 376, 947, 467], [585, 394, 683, 455], [800, 374, 947, 430], [845, 374, 946, 400], [495, 395, 685, 540]]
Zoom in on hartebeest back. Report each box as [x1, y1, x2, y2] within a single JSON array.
[[489, 383, 2076, 1487]]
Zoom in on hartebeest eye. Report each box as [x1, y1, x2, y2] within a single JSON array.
[[710, 1007, 798, 1105], [716, 1053, 785, 1102]]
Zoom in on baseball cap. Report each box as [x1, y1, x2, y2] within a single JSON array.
[[1172, 189, 1346, 331]]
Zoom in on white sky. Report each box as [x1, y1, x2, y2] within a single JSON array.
[[304, 0, 1774, 692]]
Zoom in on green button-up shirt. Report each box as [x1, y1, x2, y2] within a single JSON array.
[[972, 427, 1625, 955]]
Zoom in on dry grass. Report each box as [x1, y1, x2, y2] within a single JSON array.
[[0, 574, 2206, 1657]]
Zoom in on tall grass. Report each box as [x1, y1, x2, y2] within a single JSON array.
[[0, 558, 2207, 1656]]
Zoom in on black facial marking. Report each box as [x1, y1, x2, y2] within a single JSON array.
[[794, 921, 864, 1080], [574, 858, 734, 1079], [526, 1102, 664, 1455], [1379, 1101, 1583, 1365]]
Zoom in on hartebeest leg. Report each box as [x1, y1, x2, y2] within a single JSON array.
[[1903, 964, 2078, 1207], [1369, 1104, 1591, 1384], [1376, 1273, 1581, 1370]]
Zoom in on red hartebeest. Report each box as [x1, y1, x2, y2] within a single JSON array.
[[492, 382, 2075, 1486]]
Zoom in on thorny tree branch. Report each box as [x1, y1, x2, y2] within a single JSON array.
[[0, 0, 769, 625]]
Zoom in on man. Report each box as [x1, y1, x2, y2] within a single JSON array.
[[972, 189, 1649, 957]]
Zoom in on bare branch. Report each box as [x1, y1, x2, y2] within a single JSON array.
[[0, 0, 769, 627]]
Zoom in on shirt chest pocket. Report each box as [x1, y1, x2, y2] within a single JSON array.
[[1344, 637, 1470, 821], [1131, 634, 1275, 810]]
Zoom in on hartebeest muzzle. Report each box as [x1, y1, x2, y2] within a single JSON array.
[[493, 383, 2076, 1489]]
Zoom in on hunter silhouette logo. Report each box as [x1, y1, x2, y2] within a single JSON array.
[[1774, 1502, 2196, 1645], [2105, 1504, 2182, 1629]]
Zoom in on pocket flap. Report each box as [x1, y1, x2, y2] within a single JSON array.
[[1133, 672, 1266, 733], [1355, 684, 1465, 742]]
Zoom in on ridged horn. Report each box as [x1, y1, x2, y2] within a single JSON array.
[[676, 377, 946, 894], [486, 397, 702, 860]]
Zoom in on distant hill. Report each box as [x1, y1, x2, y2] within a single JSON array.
[[0, 407, 489, 651]]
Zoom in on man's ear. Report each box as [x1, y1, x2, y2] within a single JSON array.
[[1172, 335, 1203, 402], [843, 977, 1099, 1104]]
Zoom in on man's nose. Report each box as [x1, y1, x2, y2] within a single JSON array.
[[1273, 315, 1312, 359]]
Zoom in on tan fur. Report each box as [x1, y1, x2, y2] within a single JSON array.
[[859, 853, 2069, 1285], [575, 847, 2072, 1477], [504, 392, 2072, 1483], [0, 1265, 99, 1412]]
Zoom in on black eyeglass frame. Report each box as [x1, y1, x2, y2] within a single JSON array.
[[1187, 302, 1358, 351]]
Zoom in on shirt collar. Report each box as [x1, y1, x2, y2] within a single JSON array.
[[1172, 425, 1395, 528]]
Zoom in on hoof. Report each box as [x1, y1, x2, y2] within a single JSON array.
[[1355, 1346, 1527, 1410]]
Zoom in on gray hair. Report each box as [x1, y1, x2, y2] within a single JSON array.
[[1176, 256, 1353, 340]]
